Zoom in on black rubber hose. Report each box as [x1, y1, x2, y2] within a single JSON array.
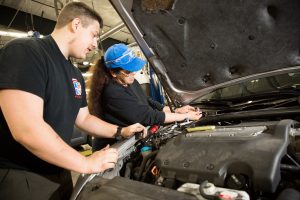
[[137, 151, 158, 181], [280, 164, 300, 172], [141, 160, 156, 182]]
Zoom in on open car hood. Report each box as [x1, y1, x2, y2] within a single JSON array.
[[110, 0, 300, 104]]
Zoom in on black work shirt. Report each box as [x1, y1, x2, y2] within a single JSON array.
[[0, 36, 87, 174], [103, 79, 165, 126]]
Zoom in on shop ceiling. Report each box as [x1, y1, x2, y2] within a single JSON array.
[[0, 0, 135, 46], [0, 0, 138, 70]]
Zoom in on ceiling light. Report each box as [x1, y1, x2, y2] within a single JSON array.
[[0, 30, 27, 38], [0, 30, 44, 38], [83, 61, 90, 66], [82, 73, 92, 77]]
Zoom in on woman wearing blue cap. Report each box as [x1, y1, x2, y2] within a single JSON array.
[[88, 43, 202, 149]]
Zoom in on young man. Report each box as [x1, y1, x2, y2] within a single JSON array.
[[0, 2, 145, 199]]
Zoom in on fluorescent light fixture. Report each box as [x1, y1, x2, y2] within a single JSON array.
[[0, 30, 28, 38], [83, 61, 90, 66], [0, 30, 44, 38], [82, 73, 92, 77]]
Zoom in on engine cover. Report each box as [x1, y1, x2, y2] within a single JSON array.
[[155, 120, 293, 193]]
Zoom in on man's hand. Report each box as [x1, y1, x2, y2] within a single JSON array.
[[85, 145, 118, 173], [121, 123, 147, 138], [175, 105, 199, 114]]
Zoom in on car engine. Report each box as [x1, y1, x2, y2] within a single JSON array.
[[72, 111, 300, 200]]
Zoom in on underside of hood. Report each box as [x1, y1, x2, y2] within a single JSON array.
[[110, 0, 300, 104]]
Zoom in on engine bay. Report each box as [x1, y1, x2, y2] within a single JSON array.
[[72, 113, 300, 200]]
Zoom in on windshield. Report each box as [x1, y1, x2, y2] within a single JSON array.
[[195, 72, 300, 102]]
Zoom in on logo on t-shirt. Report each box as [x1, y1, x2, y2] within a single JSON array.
[[72, 78, 82, 98]]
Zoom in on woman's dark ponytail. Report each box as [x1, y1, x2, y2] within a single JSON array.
[[88, 57, 110, 118]]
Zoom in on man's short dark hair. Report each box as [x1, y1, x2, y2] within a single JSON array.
[[55, 2, 103, 29]]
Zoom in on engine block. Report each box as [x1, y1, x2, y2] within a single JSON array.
[[155, 120, 293, 193]]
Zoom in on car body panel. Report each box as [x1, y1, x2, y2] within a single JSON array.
[[110, 0, 300, 104]]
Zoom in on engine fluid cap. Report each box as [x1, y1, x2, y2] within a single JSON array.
[[202, 182, 215, 195], [149, 125, 159, 133], [141, 146, 152, 152]]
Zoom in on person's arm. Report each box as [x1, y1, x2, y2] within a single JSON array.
[[163, 106, 172, 113], [164, 111, 202, 123], [105, 87, 201, 125], [75, 107, 146, 138], [175, 105, 198, 113], [162, 105, 201, 122], [107, 95, 201, 124], [0, 90, 117, 174], [163, 105, 198, 113], [147, 98, 164, 111], [103, 83, 166, 126]]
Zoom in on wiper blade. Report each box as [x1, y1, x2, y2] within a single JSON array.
[[196, 88, 300, 112], [198, 96, 299, 113], [230, 97, 298, 111], [197, 99, 232, 107], [201, 89, 300, 103]]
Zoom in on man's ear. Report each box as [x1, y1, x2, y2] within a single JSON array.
[[71, 18, 81, 32]]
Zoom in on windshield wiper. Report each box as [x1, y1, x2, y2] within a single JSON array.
[[200, 88, 300, 103], [197, 90, 300, 112]]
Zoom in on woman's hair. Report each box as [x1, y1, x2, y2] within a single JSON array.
[[88, 58, 121, 117], [88, 58, 109, 117]]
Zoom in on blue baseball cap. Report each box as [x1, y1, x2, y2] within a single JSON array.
[[104, 43, 146, 72]]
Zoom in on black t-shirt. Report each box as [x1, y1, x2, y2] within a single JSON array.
[[103, 79, 165, 126], [0, 36, 87, 174]]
